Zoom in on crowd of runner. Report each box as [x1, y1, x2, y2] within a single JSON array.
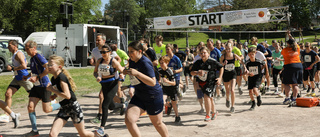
[[0, 30, 317, 137]]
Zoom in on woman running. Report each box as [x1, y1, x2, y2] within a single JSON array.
[[300, 42, 319, 95], [124, 41, 169, 137], [220, 42, 242, 113], [46, 55, 95, 137], [272, 42, 285, 97], [281, 31, 303, 104], [93, 45, 126, 136], [191, 47, 223, 121]]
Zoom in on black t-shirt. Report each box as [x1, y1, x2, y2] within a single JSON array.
[[245, 58, 265, 77], [192, 58, 223, 82], [301, 50, 318, 68], [144, 48, 157, 62], [175, 50, 186, 63], [158, 67, 175, 88], [51, 72, 77, 106]]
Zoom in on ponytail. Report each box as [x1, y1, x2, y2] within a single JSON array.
[[61, 68, 77, 92]]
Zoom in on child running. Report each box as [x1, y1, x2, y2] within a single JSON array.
[[245, 47, 264, 110], [158, 56, 181, 123], [191, 47, 223, 121], [46, 55, 95, 137], [220, 42, 243, 113]]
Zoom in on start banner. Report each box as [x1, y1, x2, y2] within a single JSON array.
[[153, 8, 270, 29]]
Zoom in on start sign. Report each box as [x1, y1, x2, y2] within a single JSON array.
[[153, 8, 270, 29]]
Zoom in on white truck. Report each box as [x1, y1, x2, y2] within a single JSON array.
[[24, 32, 56, 59], [55, 24, 120, 66]]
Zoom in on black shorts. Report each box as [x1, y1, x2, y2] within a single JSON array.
[[248, 75, 262, 90], [223, 70, 236, 82], [57, 101, 83, 124], [162, 86, 178, 101], [198, 81, 216, 97], [129, 95, 163, 115], [29, 86, 51, 103], [235, 67, 242, 76], [303, 67, 316, 81], [282, 63, 303, 84], [184, 66, 191, 76]]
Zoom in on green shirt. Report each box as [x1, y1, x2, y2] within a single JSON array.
[[272, 50, 284, 69], [232, 47, 242, 67], [116, 49, 129, 67], [154, 44, 166, 67]]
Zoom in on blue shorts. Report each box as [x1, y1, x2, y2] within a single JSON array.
[[129, 95, 163, 115], [282, 63, 303, 84]]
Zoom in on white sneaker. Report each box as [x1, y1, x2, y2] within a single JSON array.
[[0, 114, 10, 123], [278, 93, 285, 98], [51, 99, 57, 105]]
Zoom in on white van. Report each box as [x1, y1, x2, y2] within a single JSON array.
[[24, 32, 56, 59], [0, 35, 23, 43]]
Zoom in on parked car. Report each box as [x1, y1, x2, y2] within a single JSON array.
[[0, 40, 42, 73]]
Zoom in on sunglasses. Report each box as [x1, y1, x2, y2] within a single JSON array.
[[100, 51, 110, 54]]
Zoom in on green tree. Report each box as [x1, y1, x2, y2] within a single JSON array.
[[284, 0, 311, 28]]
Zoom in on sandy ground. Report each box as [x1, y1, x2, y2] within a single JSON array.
[[1, 78, 320, 137]]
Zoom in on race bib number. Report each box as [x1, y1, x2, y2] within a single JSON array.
[[99, 64, 110, 76], [304, 55, 311, 62], [161, 78, 172, 86], [274, 60, 281, 66], [249, 66, 259, 75], [198, 70, 209, 81], [225, 64, 235, 71], [130, 75, 140, 86]]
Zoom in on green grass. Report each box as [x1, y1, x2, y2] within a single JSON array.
[[0, 67, 130, 107]]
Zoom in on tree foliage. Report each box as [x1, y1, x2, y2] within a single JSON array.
[[284, 0, 311, 28]]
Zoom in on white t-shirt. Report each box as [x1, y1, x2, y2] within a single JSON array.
[[111, 51, 118, 58], [245, 51, 266, 61], [92, 47, 102, 62]]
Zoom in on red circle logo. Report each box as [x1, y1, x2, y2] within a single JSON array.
[[166, 20, 171, 25], [258, 11, 264, 17]]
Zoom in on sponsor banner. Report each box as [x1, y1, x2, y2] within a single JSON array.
[[154, 8, 270, 29]]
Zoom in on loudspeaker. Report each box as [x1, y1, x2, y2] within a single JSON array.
[[76, 46, 87, 67], [63, 18, 69, 27]]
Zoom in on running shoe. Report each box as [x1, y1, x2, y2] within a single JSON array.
[[204, 115, 211, 122], [95, 128, 105, 137], [230, 107, 235, 113], [90, 117, 101, 124], [310, 93, 316, 97], [257, 95, 262, 106], [198, 108, 205, 113], [13, 113, 20, 128], [140, 111, 147, 116], [0, 114, 9, 123], [283, 98, 291, 105], [226, 100, 230, 108], [24, 130, 39, 137], [211, 111, 218, 120], [249, 100, 256, 111], [238, 87, 243, 95], [278, 93, 285, 98], [266, 87, 270, 93], [175, 116, 181, 123], [215, 95, 221, 101], [260, 83, 265, 91], [273, 90, 279, 95]]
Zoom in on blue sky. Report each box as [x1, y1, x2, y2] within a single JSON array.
[[100, 0, 109, 12]]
